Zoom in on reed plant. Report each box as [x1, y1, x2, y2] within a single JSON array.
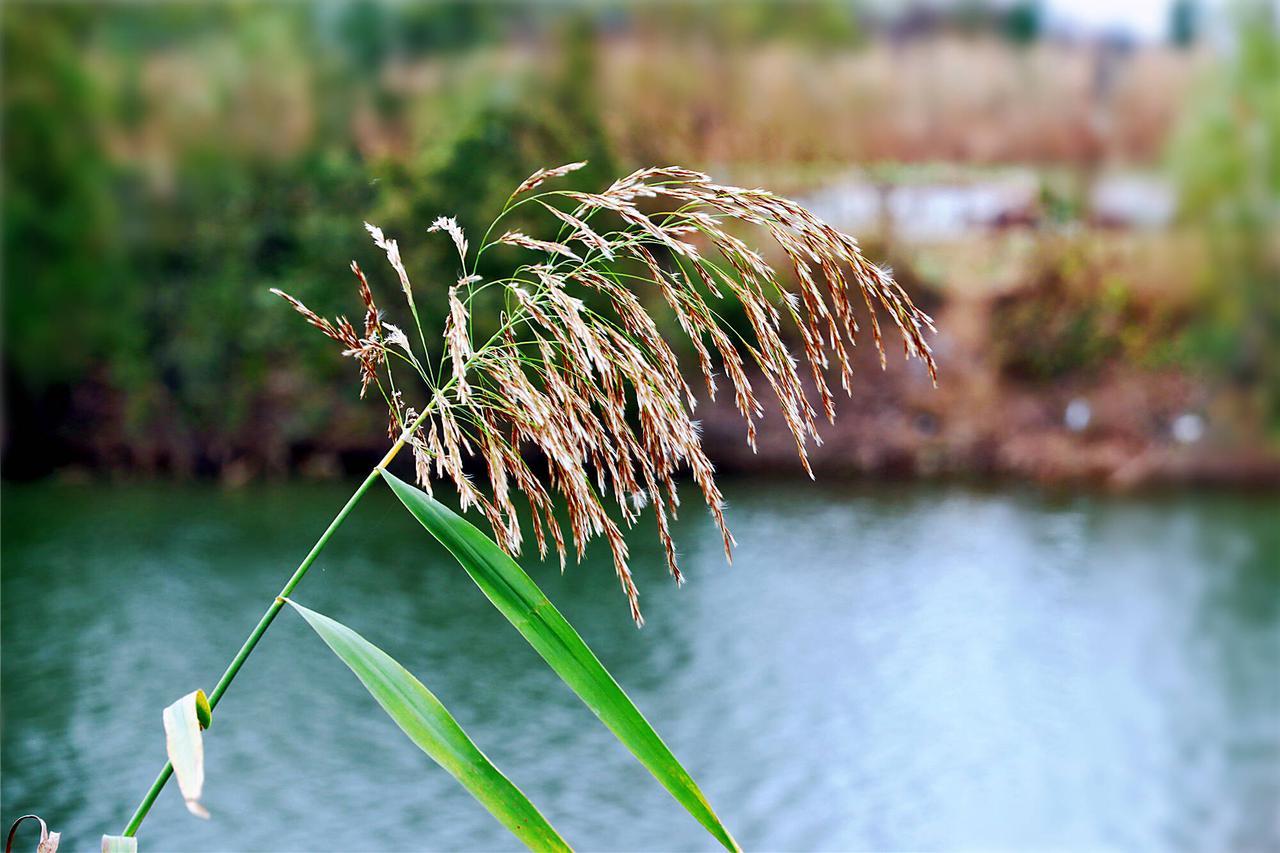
[[12, 164, 936, 853]]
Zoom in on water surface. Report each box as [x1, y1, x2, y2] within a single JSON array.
[[2, 480, 1277, 851]]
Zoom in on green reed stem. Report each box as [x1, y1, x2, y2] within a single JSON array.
[[122, 260, 538, 837], [120, 410, 431, 837]]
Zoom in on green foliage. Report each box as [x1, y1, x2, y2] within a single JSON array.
[[381, 470, 741, 852], [990, 238, 1185, 381], [287, 600, 570, 851], [1, 3, 622, 473], [2, 7, 131, 384], [111, 444, 745, 846], [1002, 1, 1043, 45], [1169, 2, 1280, 428]]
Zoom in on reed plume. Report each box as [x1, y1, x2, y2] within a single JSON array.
[[274, 164, 936, 625]]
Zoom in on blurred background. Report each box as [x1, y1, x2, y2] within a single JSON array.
[[2, 1, 1277, 851]]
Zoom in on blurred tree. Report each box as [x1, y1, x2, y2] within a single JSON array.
[[339, 0, 392, 73], [1002, 0, 1042, 45], [2, 6, 132, 385], [1, 2, 631, 476], [399, 0, 507, 55], [384, 12, 621, 356], [1169, 0, 1201, 48]]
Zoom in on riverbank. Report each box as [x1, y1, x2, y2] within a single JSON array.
[[700, 238, 1280, 491], [701, 359, 1280, 492], [8, 225, 1277, 491]]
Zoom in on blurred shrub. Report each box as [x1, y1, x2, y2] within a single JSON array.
[[1169, 1, 1280, 430], [630, 0, 864, 49], [990, 236, 1187, 382]]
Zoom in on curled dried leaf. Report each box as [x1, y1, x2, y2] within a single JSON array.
[[5, 815, 59, 853], [162, 690, 212, 819]]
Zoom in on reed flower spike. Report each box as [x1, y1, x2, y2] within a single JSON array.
[[274, 164, 937, 625]]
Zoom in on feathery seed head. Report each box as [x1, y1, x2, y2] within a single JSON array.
[[274, 164, 938, 624], [428, 216, 468, 262]]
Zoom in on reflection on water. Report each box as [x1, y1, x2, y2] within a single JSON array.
[[2, 480, 1277, 851]]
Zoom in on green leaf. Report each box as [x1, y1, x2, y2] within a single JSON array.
[[162, 690, 211, 819], [285, 599, 570, 852], [380, 469, 740, 852], [100, 836, 136, 853]]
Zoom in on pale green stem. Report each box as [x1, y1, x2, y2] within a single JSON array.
[[121, 202, 635, 836], [120, 407, 432, 837]]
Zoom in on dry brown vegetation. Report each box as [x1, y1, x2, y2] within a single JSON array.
[[375, 36, 1204, 168], [702, 227, 1280, 489], [606, 38, 1198, 165], [97, 34, 1203, 179]]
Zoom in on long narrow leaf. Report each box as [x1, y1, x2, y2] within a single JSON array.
[[285, 599, 570, 852], [380, 469, 740, 852]]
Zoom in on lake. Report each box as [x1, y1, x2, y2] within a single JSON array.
[[2, 479, 1277, 851]]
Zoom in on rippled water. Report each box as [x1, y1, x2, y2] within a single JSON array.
[[2, 480, 1277, 851]]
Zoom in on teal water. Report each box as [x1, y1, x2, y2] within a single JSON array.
[[2, 480, 1277, 851]]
